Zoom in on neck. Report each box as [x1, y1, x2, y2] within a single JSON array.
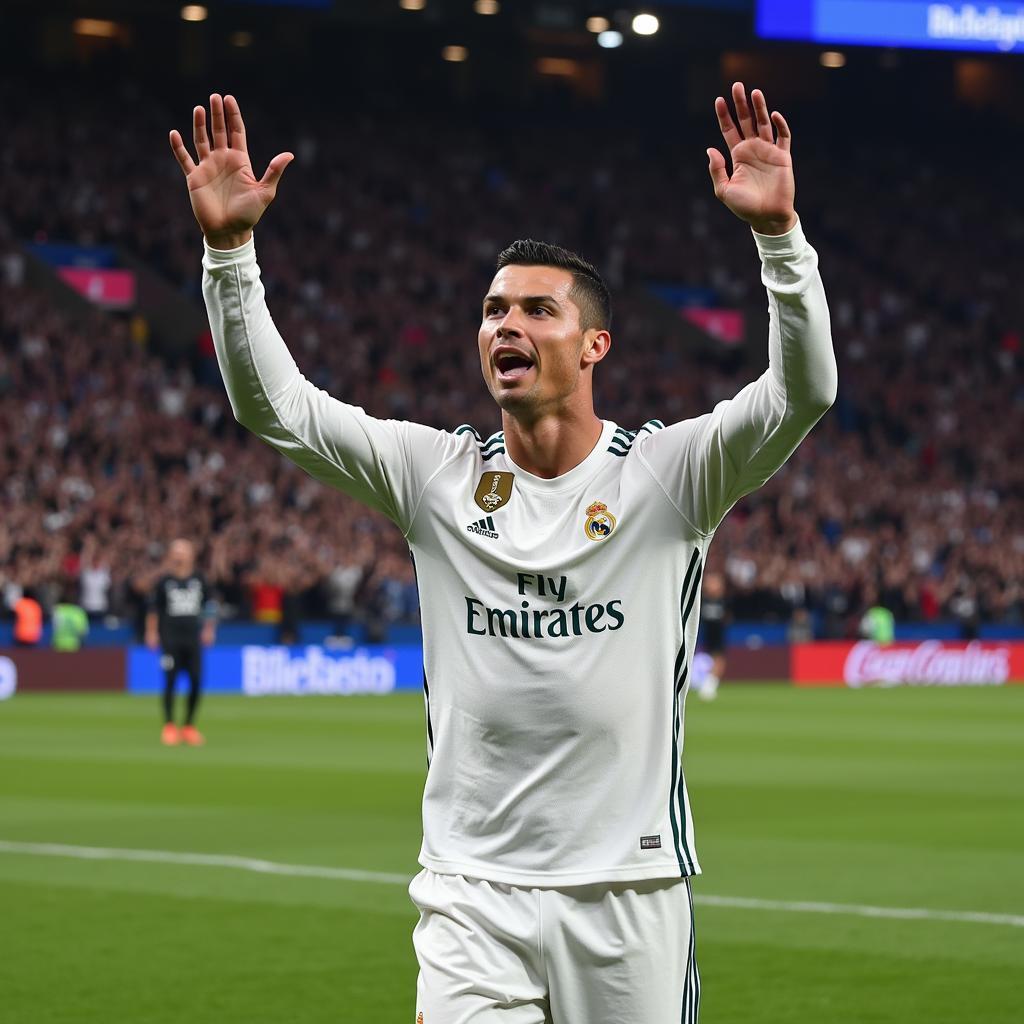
[[501, 406, 604, 479]]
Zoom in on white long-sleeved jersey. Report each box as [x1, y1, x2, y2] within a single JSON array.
[[202, 222, 836, 886]]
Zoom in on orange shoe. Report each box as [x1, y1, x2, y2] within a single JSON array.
[[161, 723, 180, 746], [180, 725, 205, 746]]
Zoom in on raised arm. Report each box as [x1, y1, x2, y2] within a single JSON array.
[[169, 96, 458, 532], [639, 84, 837, 536]]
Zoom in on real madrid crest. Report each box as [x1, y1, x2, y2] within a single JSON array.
[[474, 472, 515, 513], [584, 501, 617, 541]]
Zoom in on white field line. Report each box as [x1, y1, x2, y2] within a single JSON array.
[[2, 839, 1022, 929], [0, 840, 409, 885], [694, 894, 1024, 928]]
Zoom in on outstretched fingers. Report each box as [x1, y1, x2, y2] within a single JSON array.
[[715, 95, 742, 152], [731, 82, 756, 141], [210, 93, 228, 149], [224, 94, 248, 152], [716, 82, 792, 153], [193, 105, 211, 160], [707, 147, 729, 199], [259, 152, 295, 190], [750, 89, 775, 143], [168, 129, 197, 176], [771, 110, 792, 152]]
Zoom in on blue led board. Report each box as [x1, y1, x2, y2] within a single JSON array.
[[757, 1, 1024, 53]]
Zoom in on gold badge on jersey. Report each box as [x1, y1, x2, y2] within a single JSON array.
[[474, 472, 515, 513], [584, 501, 617, 541]]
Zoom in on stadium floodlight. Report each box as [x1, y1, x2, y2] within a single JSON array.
[[230, 31, 253, 48], [631, 12, 659, 35], [399, 0, 426, 10], [597, 29, 623, 48], [442, 45, 469, 62], [586, 16, 611, 33], [180, 5, 208, 22], [820, 50, 846, 67], [474, 0, 500, 13]]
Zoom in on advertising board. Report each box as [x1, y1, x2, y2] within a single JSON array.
[[0, 648, 126, 693], [758, 1, 1024, 53], [127, 645, 424, 696], [792, 640, 1024, 687]]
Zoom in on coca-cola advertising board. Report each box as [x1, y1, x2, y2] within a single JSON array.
[[792, 641, 1024, 688]]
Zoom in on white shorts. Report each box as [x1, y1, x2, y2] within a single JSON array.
[[409, 868, 700, 1024]]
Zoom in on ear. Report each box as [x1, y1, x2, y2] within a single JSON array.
[[581, 329, 611, 369]]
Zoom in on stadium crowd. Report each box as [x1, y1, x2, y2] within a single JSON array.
[[1, 81, 1021, 637]]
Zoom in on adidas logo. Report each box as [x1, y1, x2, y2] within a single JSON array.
[[467, 516, 499, 539]]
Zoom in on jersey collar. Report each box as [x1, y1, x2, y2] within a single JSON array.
[[502, 421, 618, 492]]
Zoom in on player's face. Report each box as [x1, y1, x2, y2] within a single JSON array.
[[479, 265, 594, 417], [168, 540, 194, 577]]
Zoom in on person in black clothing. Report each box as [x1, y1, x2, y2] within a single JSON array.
[[146, 539, 216, 746], [697, 572, 729, 701]]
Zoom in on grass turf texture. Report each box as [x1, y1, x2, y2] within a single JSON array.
[[1, 687, 1021, 1023]]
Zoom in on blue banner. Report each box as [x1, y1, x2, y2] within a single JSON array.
[[27, 242, 119, 269], [647, 283, 721, 309], [128, 644, 424, 696], [758, 1, 1024, 52]]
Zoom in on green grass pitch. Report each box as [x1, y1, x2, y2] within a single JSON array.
[[1, 686, 1022, 1023]]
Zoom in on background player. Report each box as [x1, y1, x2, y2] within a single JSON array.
[[170, 83, 835, 1020], [696, 571, 730, 700], [146, 539, 216, 746]]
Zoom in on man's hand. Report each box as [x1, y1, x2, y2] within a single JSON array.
[[201, 621, 216, 647], [169, 94, 293, 250], [707, 83, 797, 236]]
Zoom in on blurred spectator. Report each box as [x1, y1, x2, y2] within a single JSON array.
[[79, 548, 112, 624], [248, 565, 285, 625], [364, 553, 419, 643], [859, 593, 895, 646], [325, 559, 364, 641], [13, 589, 43, 647], [787, 608, 815, 644], [52, 587, 89, 652]]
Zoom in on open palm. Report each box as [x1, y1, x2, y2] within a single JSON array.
[[707, 83, 796, 236], [169, 94, 293, 248]]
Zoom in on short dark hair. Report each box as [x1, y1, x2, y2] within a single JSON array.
[[495, 239, 611, 332]]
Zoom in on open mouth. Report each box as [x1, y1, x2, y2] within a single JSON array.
[[494, 349, 535, 381]]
